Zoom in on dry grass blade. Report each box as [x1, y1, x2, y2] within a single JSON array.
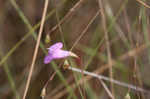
[[68, 67, 149, 93], [100, 80, 115, 99], [47, 0, 84, 34], [123, 9, 146, 98], [70, 10, 100, 51], [136, 0, 150, 9], [22, 0, 49, 99], [98, 0, 114, 96]]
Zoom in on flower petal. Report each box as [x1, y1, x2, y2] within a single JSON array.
[[53, 50, 70, 59], [44, 55, 53, 64], [48, 42, 63, 53]]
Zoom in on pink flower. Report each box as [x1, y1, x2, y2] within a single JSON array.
[[44, 42, 77, 64]]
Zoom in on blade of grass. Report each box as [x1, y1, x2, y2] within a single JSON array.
[[0, 51, 20, 99]]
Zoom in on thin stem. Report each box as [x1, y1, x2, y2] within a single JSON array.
[[22, 0, 49, 99], [136, 0, 150, 9], [98, 0, 114, 96], [68, 67, 149, 93], [100, 80, 115, 99], [70, 11, 100, 51]]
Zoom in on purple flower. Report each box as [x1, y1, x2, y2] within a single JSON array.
[[44, 42, 78, 64]]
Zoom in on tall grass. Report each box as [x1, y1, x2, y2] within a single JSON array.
[[0, 0, 150, 99]]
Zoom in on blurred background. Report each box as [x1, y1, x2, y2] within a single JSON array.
[[0, 0, 150, 99]]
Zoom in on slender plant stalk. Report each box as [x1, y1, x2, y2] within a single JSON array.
[[136, 0, 150, 8], [100, 80, 115, 99], [98, 0, 114, 97], [68, 67, 149, 93], [70, 11, 100, 51], [123, 9, 145, 98], [22, 0, 49, 99]]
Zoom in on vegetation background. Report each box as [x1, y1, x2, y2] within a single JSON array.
[[0, 0, 150, 99]]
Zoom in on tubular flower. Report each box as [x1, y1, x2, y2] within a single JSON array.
[[44, 42, 78, 64]]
